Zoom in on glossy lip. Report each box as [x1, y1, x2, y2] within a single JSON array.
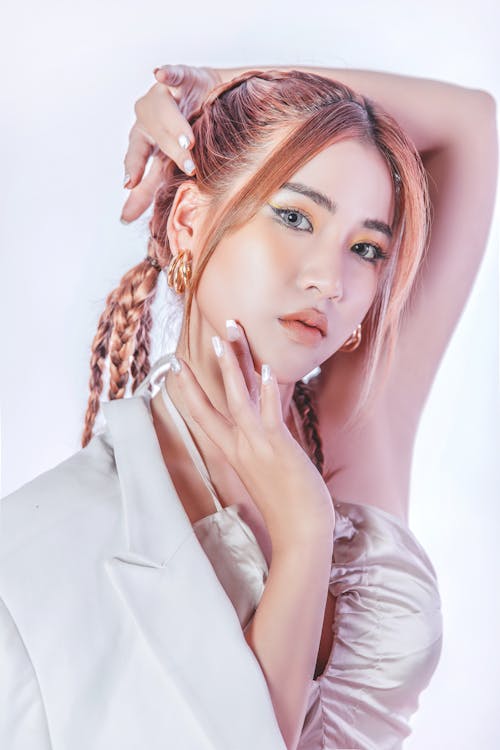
[[278, 318, 323, 347], [278, 307, 328, 337]]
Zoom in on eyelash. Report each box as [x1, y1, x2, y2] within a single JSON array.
[[269, 205, 389, 264]]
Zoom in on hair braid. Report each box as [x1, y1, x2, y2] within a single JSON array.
[[108, 271, 148, 399], [81, 255, 161, 449], [81, 288, 118, 449], [292, 380, 324, 477], [82, 68, 432, 455], [130, 300, 154, 395]]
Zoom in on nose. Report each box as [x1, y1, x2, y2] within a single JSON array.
[[299, 248, 344, 301]]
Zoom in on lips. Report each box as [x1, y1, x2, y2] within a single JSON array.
[[278, 308, 328, 337], [278, 319, 323, 347]]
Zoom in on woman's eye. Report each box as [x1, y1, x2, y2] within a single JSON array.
[[352, 242, 389, 264], [269, 204, 389, 264], [269, 205, 313, 232]]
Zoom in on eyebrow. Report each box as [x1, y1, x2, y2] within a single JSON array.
[[279, 181, 393, 239]]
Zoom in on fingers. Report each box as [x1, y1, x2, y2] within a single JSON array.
[[121, 67, 202, 223], [222, 321, 282, 432], [154, 64, 188, 88], [120, 154, 165, 223], [134, 83, 196, 171], [259, 364, 284, 434], [123, 122, 155, 189], [170, 322, 285, 463], [170, 357, 235, 452], [211, 326, 284, 440], [210, 335, 262, 438], [124, 118, 194, 191], [224, 320, 260, 402]]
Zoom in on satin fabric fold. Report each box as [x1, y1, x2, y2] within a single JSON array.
[[160, 365, 443, 750]]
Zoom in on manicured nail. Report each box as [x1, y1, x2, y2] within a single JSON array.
[[183, 158, 195, 174], [178, 134, 190, 150], [123, 172, 131, 188], [120, 217, 130, 225], [225, 319, 240, 341], [169, 354, 182, 374], [212, 335, 224, 358], [262, 364, 271, 383]]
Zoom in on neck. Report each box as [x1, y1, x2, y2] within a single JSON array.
[[161, 365, 301, 459]]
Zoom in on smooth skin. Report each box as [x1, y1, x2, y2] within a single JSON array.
[[159, 137, 394, 518], [148, 135, 393, 749], [120, 64, 498, 750], [124, 64, 499, 521]]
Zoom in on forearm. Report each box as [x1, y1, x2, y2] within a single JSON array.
[[243, 535, 333, 750], [218, 64, 492, 154]]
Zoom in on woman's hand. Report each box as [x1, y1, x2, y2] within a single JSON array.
[[121, 65, 222, 224], [171, 320, 335, 555]]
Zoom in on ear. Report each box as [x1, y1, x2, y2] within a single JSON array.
[[166, 182, 209, 262]]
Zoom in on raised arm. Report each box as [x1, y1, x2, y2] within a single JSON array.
[[218, 65, 497, 433], [218, 64, 494, 153]]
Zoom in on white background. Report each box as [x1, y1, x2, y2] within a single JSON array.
[[1, 1, 499, 747]]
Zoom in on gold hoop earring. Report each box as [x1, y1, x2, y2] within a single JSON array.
[[339, 323, 362, 352], [166, 249, 193, 294]]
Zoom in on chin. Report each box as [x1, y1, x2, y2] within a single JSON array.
[[245, 324, 325, 384]]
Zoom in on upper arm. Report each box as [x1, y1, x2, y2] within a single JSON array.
[[383, 91, 498, 428]]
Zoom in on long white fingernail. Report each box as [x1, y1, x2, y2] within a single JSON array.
[[183, 158, 195, 174], [212, 335, 224, 358], [225, 319, 240, 341], [262, 364, 271, 383], [178, 134, 190, 149]]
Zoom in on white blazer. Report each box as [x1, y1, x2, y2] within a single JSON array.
[[0, 392, 287, 750]]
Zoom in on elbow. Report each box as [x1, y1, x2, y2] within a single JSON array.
[[469, 88, 497, 119], [451, 88, 498, 156]]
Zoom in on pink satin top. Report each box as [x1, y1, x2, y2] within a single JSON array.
[[159, 372, 443, 750]]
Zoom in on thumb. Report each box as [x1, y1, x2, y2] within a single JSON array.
[[153, 65, 187, 87]]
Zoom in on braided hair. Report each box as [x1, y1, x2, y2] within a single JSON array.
[[292, 379, 325, 477]]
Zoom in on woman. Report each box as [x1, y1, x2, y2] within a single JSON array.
[[0, 65, 497, 750]]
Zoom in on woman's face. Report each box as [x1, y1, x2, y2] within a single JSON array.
[[179, 137, 395, 385]]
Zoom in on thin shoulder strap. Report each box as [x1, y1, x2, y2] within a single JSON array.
[[160, 378, 223, 513]]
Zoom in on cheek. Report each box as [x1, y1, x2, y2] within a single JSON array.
[[346, 260, 379, 306], [195, 237, 278, 321], [212, 235, 282, 292]]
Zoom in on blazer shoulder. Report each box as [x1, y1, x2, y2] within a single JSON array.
[[0, 429, 121, 559]]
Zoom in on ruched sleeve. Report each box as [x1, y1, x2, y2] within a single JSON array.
[[297, 502, 443, 750], [0, 597, 52, 749]]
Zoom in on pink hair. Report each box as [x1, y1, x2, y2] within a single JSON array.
[[81, 69, 431, 480]]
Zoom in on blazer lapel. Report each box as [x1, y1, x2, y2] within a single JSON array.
[[100, 394, 287, 750]]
